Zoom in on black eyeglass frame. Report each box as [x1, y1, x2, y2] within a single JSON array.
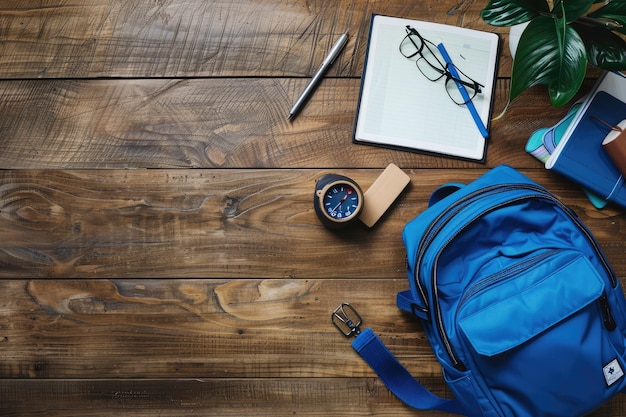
[[399, 25, 484, 105]]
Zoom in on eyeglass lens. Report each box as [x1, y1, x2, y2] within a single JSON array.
[[444, 66, 480, 105]]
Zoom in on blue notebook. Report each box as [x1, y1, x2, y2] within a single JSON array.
[[546, 89, 626, 208], [525, 101, 608, 209]]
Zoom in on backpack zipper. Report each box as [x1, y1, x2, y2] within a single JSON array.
[[456, 249, 558, 310], [412, 184, 512, 310], [415, 183, 618, 370], [600, 292, 617, 331]]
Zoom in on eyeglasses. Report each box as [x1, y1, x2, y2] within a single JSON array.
[[399, 25, 484, 105]]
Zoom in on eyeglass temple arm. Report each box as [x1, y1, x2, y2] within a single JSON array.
[[444, 63, 484, 92]]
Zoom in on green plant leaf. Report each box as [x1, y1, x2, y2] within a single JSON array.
[[511, 16, 587, 106], [572, 22, 626, 69], [588, 0, 626, 34], [481, 0, 550, 26], [552, 0, 595, 22]]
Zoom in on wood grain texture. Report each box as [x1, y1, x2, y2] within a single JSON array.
[[0, 379, 621, 416], [1, 169, 625, 278], [0, 78, 581, 169], [2, 0, 626, 415], [1, 278, 428, 378], [2, 277, 626, 415], [0, 378, 447, 416], [0, 0, 511, 80]]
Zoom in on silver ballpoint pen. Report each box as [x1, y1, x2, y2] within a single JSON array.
[[288, 30, 349, 120]]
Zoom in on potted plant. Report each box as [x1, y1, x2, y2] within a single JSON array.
[[481, 0, 626, 106]]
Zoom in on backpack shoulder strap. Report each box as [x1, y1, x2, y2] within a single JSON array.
[[352, 328, 466, 414]]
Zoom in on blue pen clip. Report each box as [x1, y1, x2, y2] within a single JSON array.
[[437, 43, 489, 139]]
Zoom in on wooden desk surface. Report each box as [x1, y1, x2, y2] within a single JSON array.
[[1, 1, 624, 415]]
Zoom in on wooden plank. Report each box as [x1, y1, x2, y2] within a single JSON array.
[[1, 278, 427, 378], [4, 275, 626, 380], [0, 78, 586, 169], [0, 378, 419, 416], [0, 0, 512, 80], [1, 169, 625, 278], [0, 378, 620, 416]]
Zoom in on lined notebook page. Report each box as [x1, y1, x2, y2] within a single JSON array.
[[354, 15, 499, 161]]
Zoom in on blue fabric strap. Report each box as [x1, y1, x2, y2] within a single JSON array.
[[396, 290, 428, 320], [352, 327, 466, 414]]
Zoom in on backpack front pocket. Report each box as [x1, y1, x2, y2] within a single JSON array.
[[457, 251, 625, 417]]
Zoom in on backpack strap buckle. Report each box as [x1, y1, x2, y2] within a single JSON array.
[[332, 302, 362, 338]]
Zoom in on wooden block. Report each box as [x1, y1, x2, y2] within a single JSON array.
[[359, 163, 411, 228]]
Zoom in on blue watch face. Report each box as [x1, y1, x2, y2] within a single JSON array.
[[323, 183, 361, 220]]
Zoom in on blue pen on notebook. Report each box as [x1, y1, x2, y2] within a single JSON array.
[[437, 43, 489, 139]]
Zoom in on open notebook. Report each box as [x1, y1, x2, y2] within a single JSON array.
[[353, 15, 500, 162]]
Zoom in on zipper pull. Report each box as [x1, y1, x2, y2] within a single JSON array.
[[600, 293, 617, 331]]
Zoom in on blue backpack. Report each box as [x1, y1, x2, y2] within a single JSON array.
[[336, 165, 626, 416]]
